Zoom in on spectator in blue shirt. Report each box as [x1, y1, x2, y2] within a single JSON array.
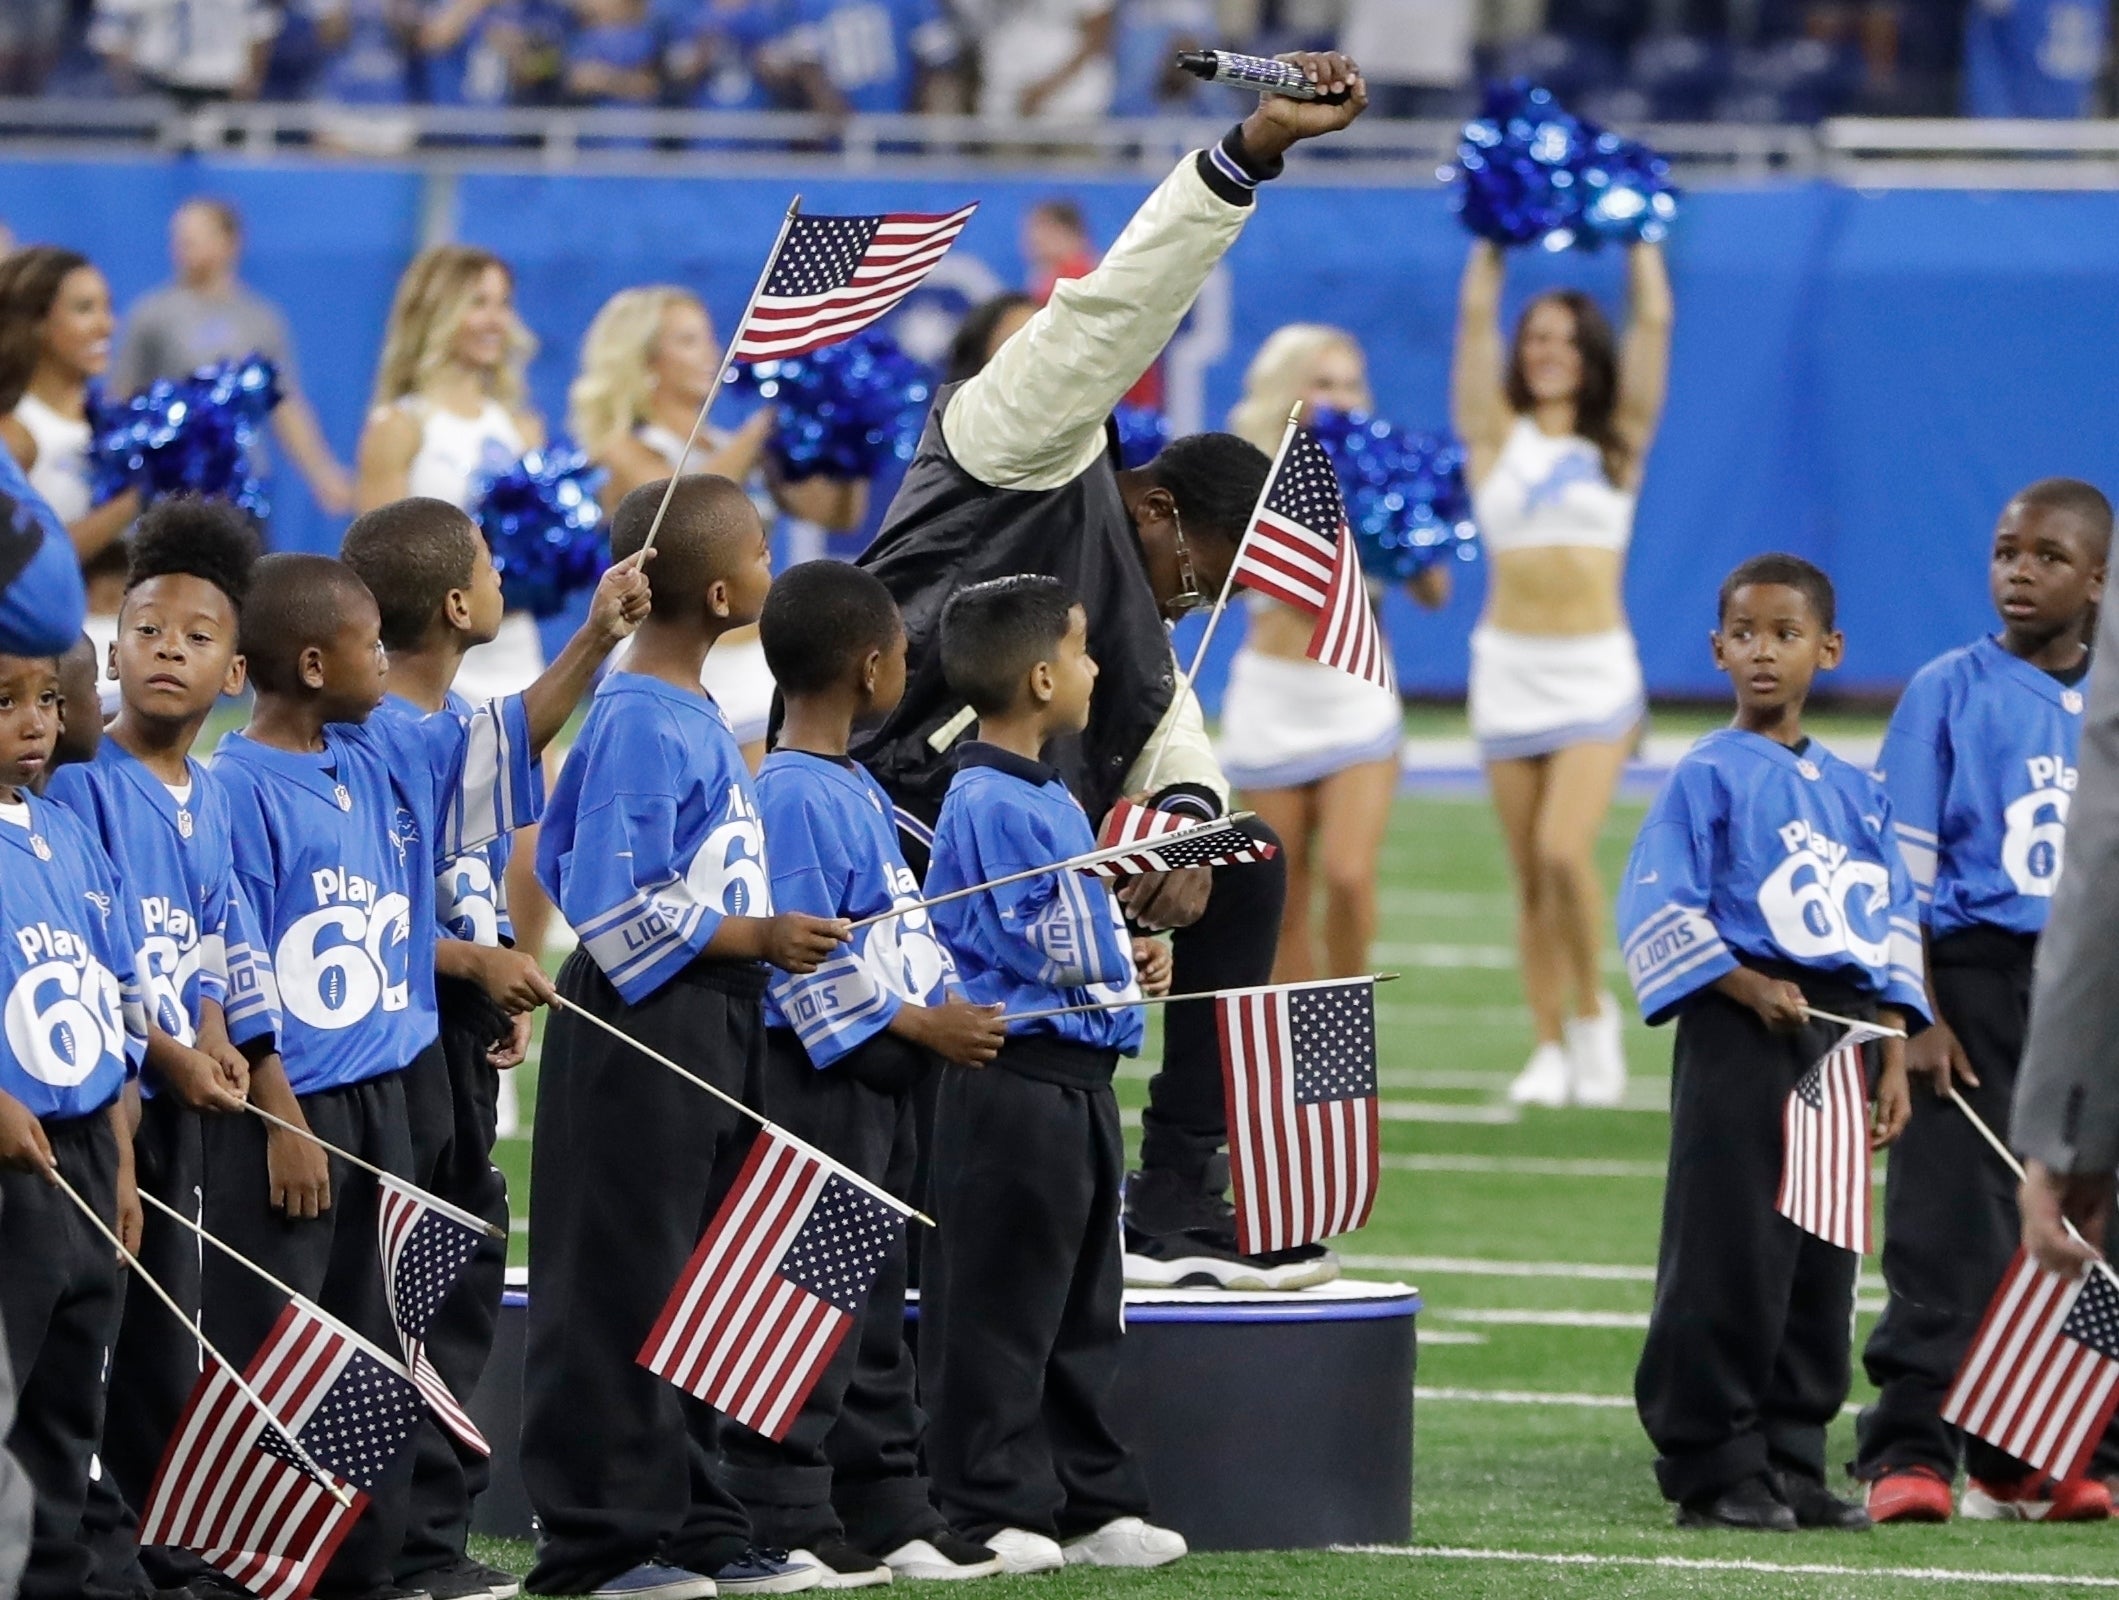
[[664, 0, 780, 111], [765, 0, 963, 114]]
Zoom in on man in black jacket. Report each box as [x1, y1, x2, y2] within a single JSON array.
[[855, 52, 1370, 1289]]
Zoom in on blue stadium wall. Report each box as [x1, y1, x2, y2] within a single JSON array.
[[8, 155, 2119, 705]]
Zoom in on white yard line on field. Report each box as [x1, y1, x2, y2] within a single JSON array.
[[1348, 1254, 1657, 1282], [1431, 1308, 1651, 1330], [1380, 1154, 1666, 1178], [1378, 1101, 1523, 1125], [1414, 1386, 1633, 1408], [1338, 1544, 2119, 1589]]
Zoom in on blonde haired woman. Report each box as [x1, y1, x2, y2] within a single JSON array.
[[356, 243, 556, 978], [571, 284, 863, 766], [1218, 324, 1446, 982], [1453, 239, 1673, 1109]]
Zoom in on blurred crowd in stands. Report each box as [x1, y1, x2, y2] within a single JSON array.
[[0, 0, 2107, 127]]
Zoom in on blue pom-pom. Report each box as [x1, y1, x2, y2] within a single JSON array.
[[1112, 405, 1170, 470], [1309, 408, 1480, 582], [471, 441, 609, 618], [731, 333, 935, 482], [1444, 80, 1679, 252], [88, 354, 282, 520]]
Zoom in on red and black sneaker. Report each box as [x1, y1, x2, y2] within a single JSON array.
[[1866, 1466, 1954, 1524], [1963, 1471, 2113, 1523]]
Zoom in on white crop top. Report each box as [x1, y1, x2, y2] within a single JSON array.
[[1471, 417, 1635, 557], [12, 393, 93, 524], [401, 397, 526, 511]]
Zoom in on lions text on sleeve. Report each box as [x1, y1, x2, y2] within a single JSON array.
[[758, 750, 958, 1068], [537, 675, 772, 1005], [1873, 636, 2085, 939], [47, 743, 282, 1076], [0, 794, 148, 1118], [209, 697, 537, 1094], [925, 744, 1143, 1055], [1618, 729, 1930, 1027]]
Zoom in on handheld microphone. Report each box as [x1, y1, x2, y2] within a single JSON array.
[[1174, 49, 1351, 104]]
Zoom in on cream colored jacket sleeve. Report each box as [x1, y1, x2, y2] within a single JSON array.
[[942, 154, 1252, 492], [1121, 662, 1230, 810]]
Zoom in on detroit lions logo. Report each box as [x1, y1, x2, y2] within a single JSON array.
[[1523, 450, 1603, 513]]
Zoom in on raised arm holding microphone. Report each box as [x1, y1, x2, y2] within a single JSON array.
[[854, 54, 1369, 1292]]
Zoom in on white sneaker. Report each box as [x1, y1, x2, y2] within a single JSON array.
[[1565, 994, 1629, 1109], [880, 1537, 1004, 1582], [1506, 1042, 1572, 1108], [980, 1529, 1063, 1575], [786, 1547, 892, 1590], [1061, 1517, 1186, 1569]]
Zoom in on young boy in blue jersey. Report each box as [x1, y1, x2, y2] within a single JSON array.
[[523, 476, 847, 1600], [1856, 480, 2115, 1525], [918, 575, 1182, 1575], [47, 501, 283, 1600], [49, 632, 104, 775], [718, 561, 1007, 1587], [204, 552, 545, 1600], [1621, 554, 1923, 1535], [0, 647, 151, 1600], [341, 496, 650, 1600]]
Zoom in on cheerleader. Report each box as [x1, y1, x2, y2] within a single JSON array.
[[1452, 238, 1673, 1108], [1219, 325, 1447, 982], [356, 244, 557, 975], [569, 284, 864, 767], [0, 246, 141, 709]]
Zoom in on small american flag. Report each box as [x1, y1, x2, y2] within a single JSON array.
[[1944, 1251, 2119, 1482], [640, 1130, 906, 1440], [141, 1302, 424, 1600], [1231, 428, 1394, 693], [1084, 800, 1279, 879], [729, 204, 978, 364], [1217, 978, 1381, 1253], [378, 1175, 490, 1456], [1775, 1031, 1880, 1254]]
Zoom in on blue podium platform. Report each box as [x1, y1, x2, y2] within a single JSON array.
[[469, 1275, 1419, 1552]]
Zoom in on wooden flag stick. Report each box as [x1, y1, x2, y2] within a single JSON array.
[[846, 811, 1260, 932], [49, 1172, 354, 1506], [1803, 1006, 1907, 1039], [241, 1104, 504, 1241], [636, 196, 802, 559], [548, 994, 933, 1228], [1945, 1084, 2119, 1287], [137, 1192, 422, 1384], [1003, 971, 1399, 1025], [1135, 404, 1302, 796]]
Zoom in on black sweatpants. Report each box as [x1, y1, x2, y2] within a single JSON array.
[[921, 1045, 1149, 1541], [81, 1093, 206, 1597], [721, 1030, 942, 1555], [1635, 982, 1867, 1506], [521, 952, 764, 1598], [0, 1110, 125, 1600], [1857, 929, 2036, 1484], [396, 982, 513, 1585], [199, 1070, 417, 1600]]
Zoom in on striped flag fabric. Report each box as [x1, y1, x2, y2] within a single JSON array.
[[141, 1302, 425, 1600], [1774, 1035, 1876, 1254], [640, 1129, 907, 1440], [1230, 427, 1394, 693], [1217, 977, 1381, 1253], [378, 1174, 491, 1456], [728, 204, 978, 363], [1084, 800, 1279, 879], [1944, 1251, 2119, 1482]]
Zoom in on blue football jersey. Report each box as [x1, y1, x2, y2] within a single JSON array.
[[0, 795, 147, 1119], [926, 746, 1142, 1055], [539, 674, 773, 1005], [1875, 636, 2085, 941], [374, 691, 531, 949], [758, 750, 957, 1066], [211, 695, 538, 1094], [1619, 729, 1930, 1026], [47, 743, 282, 1075], [776, 0, 955, 112]]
